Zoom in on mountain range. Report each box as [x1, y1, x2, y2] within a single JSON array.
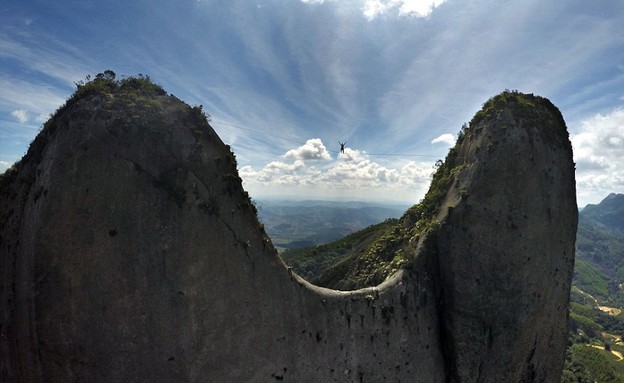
[[256, 199, 406, 250], [574, 193, 624, 305]]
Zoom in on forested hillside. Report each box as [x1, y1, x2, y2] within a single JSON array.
[[563, 193, 624, 382]]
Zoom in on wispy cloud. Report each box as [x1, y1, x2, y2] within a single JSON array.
[[0, 77, 68, 121], [0, 34, 92, 86], [2, 0, 623, 205], [0, 31, 94, 165], [375, 1, 624, 150], [11, 110, 29, 124], [0, 76, 69, 165]]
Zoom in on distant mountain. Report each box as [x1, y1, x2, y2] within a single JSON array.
[[582, 193, 624, 233], [256, 199, 407, 250], [574, 193, 624, 304], [563, 194, 624, 383]]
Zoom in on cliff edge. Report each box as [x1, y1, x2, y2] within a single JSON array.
[[0, 76, 576, 382]]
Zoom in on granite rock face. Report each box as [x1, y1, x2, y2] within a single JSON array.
[[1, 81, 576, 382]]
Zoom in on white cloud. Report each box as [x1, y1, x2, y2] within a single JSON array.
[[0, 161, 11, 174], [396, 0, 446, 17], [239, 142, 435, 203], [239, 165, 257, 178], [266, 160, 305, 173], [284, 138, 332, 161], [11, 109, 29, 124], [571, 106, 624, 206], [363, 0, 446, 20], [323, 159, 400, 185], [339, 147, 368, 162], [241, 159, 308, 184], [431, 133, 455, 146], [399, 161, 433, 185], [260, 160, 306, 181], [363, 0, 388, 20]]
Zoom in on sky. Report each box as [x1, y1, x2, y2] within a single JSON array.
[[1, 0, 623, 207]]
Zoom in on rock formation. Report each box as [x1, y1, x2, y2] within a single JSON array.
[[1, 76, 577, 382], [435, 92, 577, 381]]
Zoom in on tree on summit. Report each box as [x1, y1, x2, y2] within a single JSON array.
[[98, 70, 116, 81]]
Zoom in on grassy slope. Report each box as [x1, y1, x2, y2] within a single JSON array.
[[280, 219, 398, 283]]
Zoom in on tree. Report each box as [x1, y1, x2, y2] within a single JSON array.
[[96, 70, 116, 81]]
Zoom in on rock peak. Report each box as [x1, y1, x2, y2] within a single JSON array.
[[1, 80, 577, 382]]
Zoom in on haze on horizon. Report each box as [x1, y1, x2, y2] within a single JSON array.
[[1, 0, 623, 207]]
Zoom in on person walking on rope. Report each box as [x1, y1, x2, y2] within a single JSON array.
[[339, 141, 346, 154]]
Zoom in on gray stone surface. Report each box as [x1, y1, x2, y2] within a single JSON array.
[[1, 88, 576, 382], [436, 101, 578, 382]]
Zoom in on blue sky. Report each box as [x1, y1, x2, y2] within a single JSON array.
[[1, 0, 623, 207]]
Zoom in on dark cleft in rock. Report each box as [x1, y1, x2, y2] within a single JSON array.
[[1, 75, 576, 383]]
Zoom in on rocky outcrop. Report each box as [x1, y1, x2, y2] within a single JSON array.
[[1, 77, 576, 382], [435, 92, 577, 381]]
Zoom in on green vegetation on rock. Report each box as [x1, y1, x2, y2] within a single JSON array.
[[280, 219, 398, 283], [469, 89, 568, 143]]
